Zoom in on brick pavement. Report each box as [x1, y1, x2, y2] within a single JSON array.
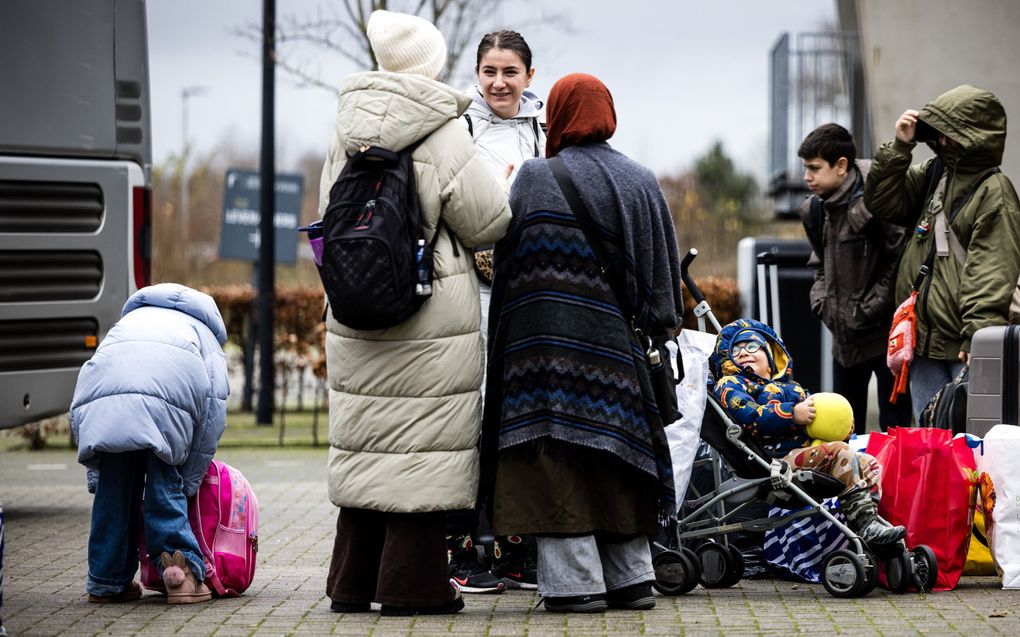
[[2, 447, 1019, 636]]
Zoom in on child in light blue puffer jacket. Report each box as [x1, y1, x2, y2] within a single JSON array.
[[71, 284, 229, 605]]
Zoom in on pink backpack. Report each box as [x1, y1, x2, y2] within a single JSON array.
[[139, 460, 259, 597]]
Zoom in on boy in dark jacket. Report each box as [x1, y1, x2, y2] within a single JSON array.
[[864, 85, 1020, 421], [798, 124, 911, 432], [711, 319, 904, 547]]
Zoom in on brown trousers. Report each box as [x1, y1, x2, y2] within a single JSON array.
[[326, 507, 454, 607]]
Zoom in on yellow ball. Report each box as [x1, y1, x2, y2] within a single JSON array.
[[805, 392, 854, 442]]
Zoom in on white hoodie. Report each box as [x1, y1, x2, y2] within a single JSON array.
[[463, 87, 546, 185]]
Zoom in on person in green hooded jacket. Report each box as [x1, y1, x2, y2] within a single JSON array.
[[864, 85, 1020, 422]]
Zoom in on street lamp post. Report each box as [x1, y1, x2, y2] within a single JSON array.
[[180, 85, 207, 234]]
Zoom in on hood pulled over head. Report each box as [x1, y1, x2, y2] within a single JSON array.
[[709, 318, 793, 382], [915, 84, 1006, 170]]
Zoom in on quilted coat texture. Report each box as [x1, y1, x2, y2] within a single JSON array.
[[71, 284, 229, 496], [319, 71, 512, 512]]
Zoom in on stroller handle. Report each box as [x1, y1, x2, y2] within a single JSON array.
[[680, 249, 707, 304]]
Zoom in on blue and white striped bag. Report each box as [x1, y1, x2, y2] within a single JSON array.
[[763, 497, 849, 582]]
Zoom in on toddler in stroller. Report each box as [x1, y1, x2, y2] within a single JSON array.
[[652, 250, 937, 598], [710, 318, 905, 549]]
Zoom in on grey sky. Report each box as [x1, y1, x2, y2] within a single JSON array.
[[147, 0, 833, 178]]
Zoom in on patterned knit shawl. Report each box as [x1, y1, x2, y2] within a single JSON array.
[[481, 143, 682, 515]]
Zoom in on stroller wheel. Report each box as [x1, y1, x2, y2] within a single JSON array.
[[858, 548, 878, 597], [696, 543, 740, 588], [910, 545, 939, 592], [720, 544, 744, 587], [821, 549, 868, 598], [884, 545, 912, 594], [681, 550, 697, 578], [679, 547, 701, 592], [652, 550, 694, 596]]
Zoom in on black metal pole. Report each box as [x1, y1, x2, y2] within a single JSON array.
[[241, 264, 258, 412], [256, 0, 276, 425]]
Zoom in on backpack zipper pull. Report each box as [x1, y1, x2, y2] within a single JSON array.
[[415, 239, 433, 298], [355, 200, 375, 230]]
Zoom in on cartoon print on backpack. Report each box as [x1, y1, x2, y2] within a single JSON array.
[[138, 460, 259, 598]]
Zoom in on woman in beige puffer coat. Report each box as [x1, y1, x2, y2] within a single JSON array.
[[321, 10, 511, 617]]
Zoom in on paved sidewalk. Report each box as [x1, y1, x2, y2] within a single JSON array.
[[2, 447, 1019, 636]]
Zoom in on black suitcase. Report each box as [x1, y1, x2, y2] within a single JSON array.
[[967, 325, 1020, 436]]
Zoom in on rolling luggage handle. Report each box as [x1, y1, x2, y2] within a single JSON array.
[[1004, 325, 1019, 426], [755, 251, 782, 338]]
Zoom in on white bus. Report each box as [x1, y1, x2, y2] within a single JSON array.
[[0, 0, 152, 429]]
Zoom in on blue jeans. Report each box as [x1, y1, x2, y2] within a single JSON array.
[[87, 450, 204, 596], [909, 356, 966, 424]]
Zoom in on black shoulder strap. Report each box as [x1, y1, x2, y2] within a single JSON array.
[[530, 118, 541, 158], [805, 194, 825, 257], [922, 157, 945, 201], [848, 164, 866, 204], [548, 156, 633, 324], [462, 113, 474, 137]]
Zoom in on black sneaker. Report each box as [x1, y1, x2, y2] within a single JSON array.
[[490, 537, 539, 590], [606, 583, 655, 610], [495, 566, 538, 590], [329, 600, 371, 613], [543, 594, 607, 613], [449, 550, 506, 593], [380, 593, 465, 617], [490, 558, 538, 590]]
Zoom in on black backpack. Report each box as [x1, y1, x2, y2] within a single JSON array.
[[318, 144, 438, 330], [919, 365, 969, 433]]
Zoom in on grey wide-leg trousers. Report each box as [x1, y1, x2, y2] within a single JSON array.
[[536, 535, 654, 597]]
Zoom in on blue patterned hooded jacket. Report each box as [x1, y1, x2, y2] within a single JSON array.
[[709, 318, 810, 457]]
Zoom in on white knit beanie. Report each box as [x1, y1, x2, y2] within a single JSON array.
[[367, 10, 447, 79]]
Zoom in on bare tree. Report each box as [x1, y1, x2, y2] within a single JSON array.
[[232, 0, 569, 92]]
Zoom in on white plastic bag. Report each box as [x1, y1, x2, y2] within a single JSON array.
[[979, 424, 1020, 589], [664, 330, 716, 516]]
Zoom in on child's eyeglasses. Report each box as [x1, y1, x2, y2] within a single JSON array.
[[732, 341, 763, 355]]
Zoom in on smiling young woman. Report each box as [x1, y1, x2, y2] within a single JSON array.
[[463, 30, 546, 184]]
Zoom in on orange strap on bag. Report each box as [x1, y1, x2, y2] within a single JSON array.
[[886, 290, 919, 404]]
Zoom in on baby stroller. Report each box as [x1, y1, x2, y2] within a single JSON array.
[[651, 249, 938, 598]]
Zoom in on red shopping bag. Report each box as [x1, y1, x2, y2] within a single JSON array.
[[865, 428, 976, 591]]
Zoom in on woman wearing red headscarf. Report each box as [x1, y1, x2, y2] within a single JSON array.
[[479, 74, 683, 612]]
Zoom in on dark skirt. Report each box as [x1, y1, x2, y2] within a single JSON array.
[[326, 508, 454, 607], [492, 439, 659, 537]]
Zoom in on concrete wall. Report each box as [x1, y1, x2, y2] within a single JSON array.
[[842, 0, 1020, 175]]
